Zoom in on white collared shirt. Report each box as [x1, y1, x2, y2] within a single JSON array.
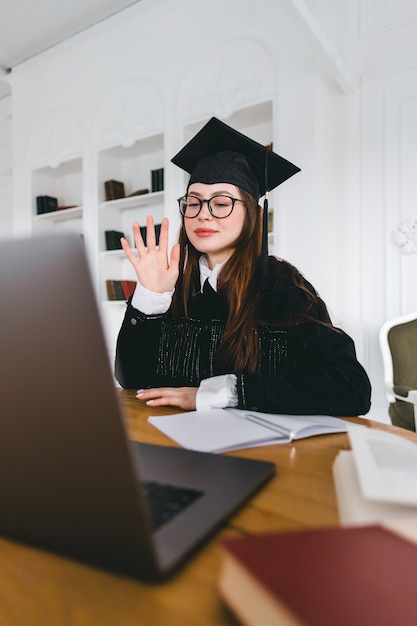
[[198, 256, 224, 292], [130, 256, 238, 409]]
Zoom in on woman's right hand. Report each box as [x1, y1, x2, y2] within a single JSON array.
[[121, 215, 180, 293]]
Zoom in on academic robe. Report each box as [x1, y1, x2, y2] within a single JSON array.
[[115, 257, 371, 416]]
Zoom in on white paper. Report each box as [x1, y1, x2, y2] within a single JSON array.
[[148, 409, 351, 453]]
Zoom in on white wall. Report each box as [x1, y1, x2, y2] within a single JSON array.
[[0, 96, 12, 236], [6, 0, 417, 423]]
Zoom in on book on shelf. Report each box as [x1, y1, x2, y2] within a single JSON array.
[[106, 280, 123, 301], [140, 223, 161, 246], [105, 230, 125, 251], [36, 195, 58, 215], [127, 188, 149, 197], [120, 280, 136, 299], [218, 525, 417, 626], [151, 168, 164, 192], [104, 179, 125, 201], [148, 409, 356, 453], [333, 427, 417, 525], [56, 204, 78, 211], [106, 279, 136, 301]]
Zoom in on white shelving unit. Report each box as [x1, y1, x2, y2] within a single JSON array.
[[95, 133, 165, 362], [28, 101, 275, 364], [97, 133, 164, 298]]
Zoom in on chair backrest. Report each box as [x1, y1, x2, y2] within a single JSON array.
[[379, 311, 417, 403]]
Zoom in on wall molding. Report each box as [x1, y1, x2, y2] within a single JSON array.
[[93, 77, 165, 149], [360, 0, 417, 37], [280, 0, 358, 93], [177, 37, 277, 123], [28, 107, 85, 169]]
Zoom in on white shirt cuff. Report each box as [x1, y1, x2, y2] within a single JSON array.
[[196, 374, 238, 410], [131, 281, 174, 315]]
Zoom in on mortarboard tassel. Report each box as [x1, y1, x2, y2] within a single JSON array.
[[260, 147, 269, 290]]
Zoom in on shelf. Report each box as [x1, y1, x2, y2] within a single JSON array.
[[101, 191, 164, 211], [101, 248, 138, 259], [32, 157, 83, 216], [98, 133, 164, 204], [101, 248, 125, 258], [34, 206, 83, 222]]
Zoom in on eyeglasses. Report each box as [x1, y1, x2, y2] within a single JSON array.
[[177, 195, 246, 219]]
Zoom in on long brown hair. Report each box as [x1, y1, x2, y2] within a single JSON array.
[[172, 189, 263, 373]]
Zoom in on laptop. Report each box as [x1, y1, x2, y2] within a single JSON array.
[[0, 233, 274, 581]]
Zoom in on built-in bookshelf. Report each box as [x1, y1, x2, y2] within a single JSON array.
[[97, 133, 165, 304], [28, 101, 275, 364], [96, 133, 165, 361]]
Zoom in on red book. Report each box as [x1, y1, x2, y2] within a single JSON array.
[[218, 525, 417, 626], [120, 280, 136, 299]]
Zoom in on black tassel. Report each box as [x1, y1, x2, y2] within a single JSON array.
[[260, 147, 269, 290], [261, 194, 269, 289]]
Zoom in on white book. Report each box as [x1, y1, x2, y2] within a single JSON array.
[[333, 427, 417, 525], [333, 450, 417, 525], [148, 409, 353, 453], [348, 427, 417, 506]]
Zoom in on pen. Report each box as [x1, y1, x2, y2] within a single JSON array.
[[245, 413, 294, 439]]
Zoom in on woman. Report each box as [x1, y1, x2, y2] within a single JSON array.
[[115, 117, 371, 416]]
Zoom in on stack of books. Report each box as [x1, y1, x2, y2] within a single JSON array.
[[106, 280, 136, 301], [333, 426, 417, 525], [217, 426, 417, 625]]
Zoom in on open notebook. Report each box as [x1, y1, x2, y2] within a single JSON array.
[[148, 409, 354, 453], [0, 233, 274, 581]]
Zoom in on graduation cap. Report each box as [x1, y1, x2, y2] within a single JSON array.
[[171, 117, 301, 286]]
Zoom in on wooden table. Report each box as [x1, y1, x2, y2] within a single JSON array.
[[0, 390, 414, 626]]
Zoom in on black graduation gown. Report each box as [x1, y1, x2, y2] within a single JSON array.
[[115, 258, 371, 416]]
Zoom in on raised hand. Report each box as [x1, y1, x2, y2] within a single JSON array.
[[121, 216, 180, 293]]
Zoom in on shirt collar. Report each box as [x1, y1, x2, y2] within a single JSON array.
[[199, 256, 225, 293]]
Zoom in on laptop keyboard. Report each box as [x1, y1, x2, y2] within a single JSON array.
[[143, 480, 204, 531]]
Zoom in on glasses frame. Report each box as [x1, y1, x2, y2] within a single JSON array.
[[177, 194, 246, 219]]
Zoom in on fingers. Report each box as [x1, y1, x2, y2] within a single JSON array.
[[123, 218, 178, 290], [128, 217, 175, 263], [131, 216, 167, 254], [136, 387, 173, 404], [170, 242, 180, 263], [132, 222, 146, 257], [145, 214, 156, 249], [158, 217, 169, 252], [136, 387, 198, 411], [169, 243, 180, 278], [120, 236, 137, 263]]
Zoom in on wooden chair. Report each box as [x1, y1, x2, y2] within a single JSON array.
[[379, 311, 417, 432]]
